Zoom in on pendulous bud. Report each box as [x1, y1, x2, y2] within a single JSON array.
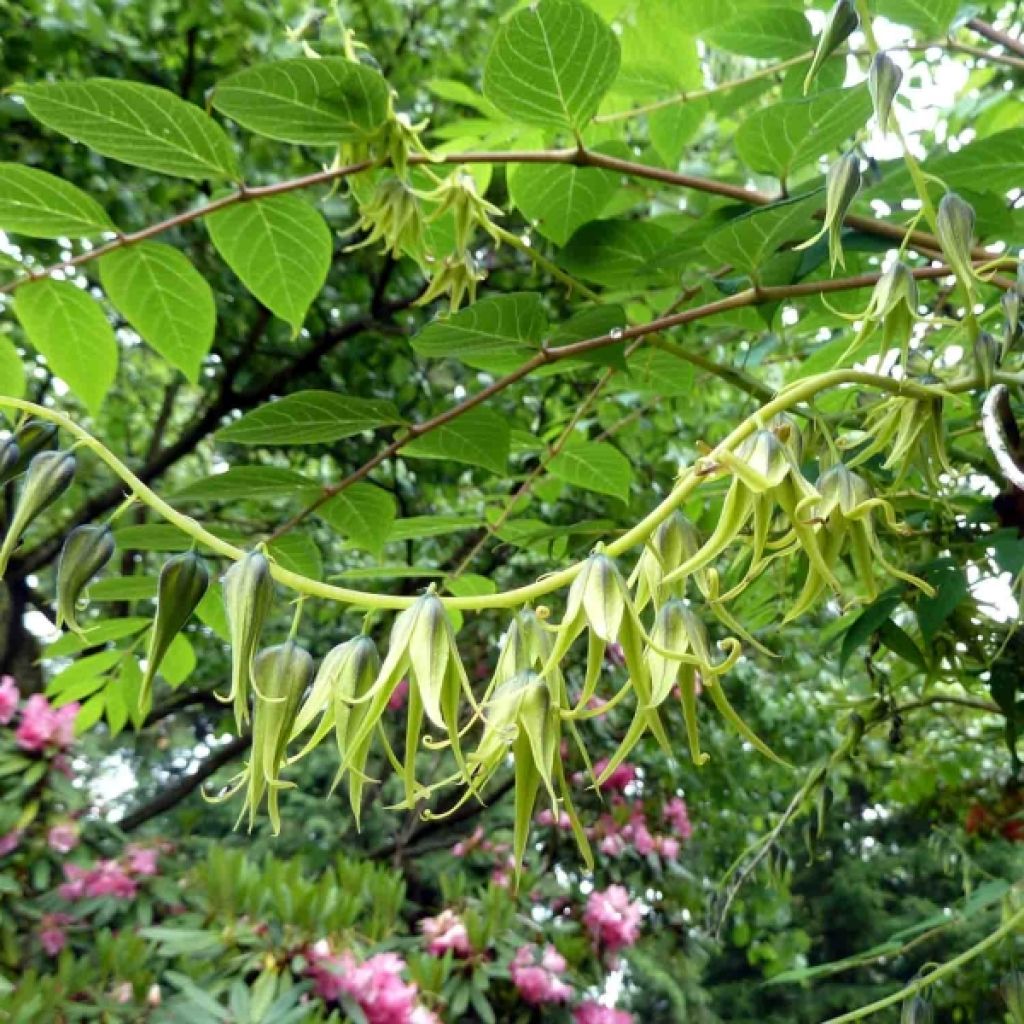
[[868, 52, 902, 133], [804, 0, 859, 94], [0, 450, 76, 577], [0, 440, 20, 485], [223, 551, 275, 728], [140, 551, 210, 710], [823, 152, 861, 270], [974, 331, 999, 388], [5, 421, 58, 481], [900, 995, 933, 1024], [55, 525, 115, 634], [936, 192, 976, 291]]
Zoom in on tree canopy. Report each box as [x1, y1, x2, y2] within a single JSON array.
[[1, 0, 1023, 1021]]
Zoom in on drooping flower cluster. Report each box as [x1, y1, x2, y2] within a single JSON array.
[[56, 843, 162, 904], [575, 1003, 635, 1024], [509, 944, 573, 1005], [307, 944, 439, 1023]]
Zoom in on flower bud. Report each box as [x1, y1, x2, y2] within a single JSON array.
[[868, 52, 902, 133], [974, 331, 999, 388], [518, 676, 558, 802], [1002, 288, 1021, 363], [731, 429, 791, 493], [823, 152, 861, 270], [55, 525, 115, 634], [5, 421, 58, 481], [0, 450, 76, 576], [900, 995, 933, 1024], [0, 440, 19, 486], [804, 0, 859, 94], [223, 551, 275, 728], [141, 551, 209, 709], [936, 192, 976, 291], [632, 513, 700, 610], [249, 641, 314, 833], [406, 590, 454, 730]]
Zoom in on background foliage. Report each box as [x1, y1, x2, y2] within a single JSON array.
[[1, 0, 1023, 1021]]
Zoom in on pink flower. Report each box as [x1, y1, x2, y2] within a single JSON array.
[[0, 675, 18, 724], [15, 695, 79, 752], [574, 1002, 634, 1024], [388, 678, 410, 711], [509, 945, 572, 1005], [47, 821, 80, 855], [451, 825, 486, 858], [591, 758, 636, 793], [654, 836, 680, 860], [410, 1009, 441, 1024], [537, 808, 572, 830], [604, 643, 626, 668], [583, 886, 643, 953], [420, 909, 470, 957], [60, 860, 138, 901], [0, 829, 22, 857], [310, 948, 421, 1024], [663, 797, 692, 840], [124, 844, 159, 876], [38, 913, 71, 956]]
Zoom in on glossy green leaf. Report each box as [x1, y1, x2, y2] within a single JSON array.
[[206, 194, 331, 330], [218, 390, 402, 445], [736, 86, 872, 179], [483, 0, 620, 130], [0, 163, 115, 238], [18, 79, 239, 181], [560, 220, 675, 287], [704, 191, 822, 274], [172, 467, 318, 502], [411, 293, 546, 372], [403, 407, 510, 474], [874, 0, 960, 34], [99, 242, 215, 382], [549, 440, 633, 501], [704, 8, 812, 57], [13, 278, 117, 414], [621, 347, 695, 396], [0, 337, 26, 400], [268, 533, 324, 580], [508, 162, 618, 246], [318, 483, 397, 557], [212, 58, 390, 145]]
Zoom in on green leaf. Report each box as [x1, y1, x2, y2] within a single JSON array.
[[13, 278, 117, 414], [411, 293, 546, 372], [878, 619, 926, 671], [874, 0, 959, 35], [704, 191, 823, 274], [508, 162, 618, 246], [98, 242, 215, 382], [736, 85, 872, 180], [704, 8, 812, 57], [218, 390, 402, 445], [268, 533, 323, 580], [483, 0, 620, 131], [172, 467, 318, 502], [160, 633, 197, 686], [387, 516, 481, 542], [318, 483, 397, 557], [87, 577, 159, 602], [46, 618, 150, 657], [916, 563, 969, 642], [0, 338, 26, 400], [621, 347, 695, 396], [614, 0, 701, 98], [925, 127, 1024, 196], [47, 650, 122, 696], [74, 693, 105, 735], [206, 194, 331, 331], [0, 163, 115, 238], [549, 440, 633, 501], [212, 58, 390, 145], [18, 79, 239, 181], [560, 219, 675, 287], [403, 407, 510, 474], [838, 594, 900, 676]]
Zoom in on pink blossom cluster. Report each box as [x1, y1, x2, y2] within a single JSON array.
[[4, 690, 80, 753], [307, 943, 439, 1024], [47, 820, 80, 854], [57, 844, 161, 904], [585, 796, 684, 862], [575, 1002, 635, 1024], [583, 885, 643, 953], [38, 912, 73, 955], [450, 825, 518, 887], [509, 944, 572, 1005], [663, 796, 693, 840], [419, 909, 470, 957]]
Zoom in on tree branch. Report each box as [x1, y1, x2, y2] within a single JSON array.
[[119, 734, 250, 831], [967, 16, 1024, 59]]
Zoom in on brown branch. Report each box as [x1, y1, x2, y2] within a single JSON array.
[[264, 259, 1012, 544], [967, 16, 1024, 59], [119, 734, 250, 831], [0, 147, 992, 295]]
